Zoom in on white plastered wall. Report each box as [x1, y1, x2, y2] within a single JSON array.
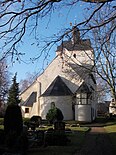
[[20, 81, 40, 101], [75, 104, 91, 122], [20, 80, 41, 118], [21, 106, 32, 118], [39, 96, 73, 120]]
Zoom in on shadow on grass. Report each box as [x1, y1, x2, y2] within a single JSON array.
[[0, 117, 116, 155], [76, 130, 116, 155], [28, 130, 116, 155], [28, 131, 86, 155], [79, 116, 116, 127], [0, 128, 87, 155]]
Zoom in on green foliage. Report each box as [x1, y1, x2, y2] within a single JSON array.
[[4, 104, 23, 136], [0, 129, 5, 145], [7, 73, 20, 105], [30, 116, 42, 128], [4, 104, 25, 153], [46, 107, 64, 124], [0, 118, 4, 125], [23, 117, 30, 125]]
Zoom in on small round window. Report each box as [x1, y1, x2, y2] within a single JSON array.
[[51, 102, 55, 108]]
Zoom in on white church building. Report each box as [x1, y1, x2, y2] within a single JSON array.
[[20, 27, 97, 122]]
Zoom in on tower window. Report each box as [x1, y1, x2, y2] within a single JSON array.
[[25, 108, 29, 113], [73, 53, 76, 58]]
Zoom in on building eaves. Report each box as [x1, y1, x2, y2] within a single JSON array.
[[22, 92, 37, 107]]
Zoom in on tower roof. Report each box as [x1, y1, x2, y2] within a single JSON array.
[[42, 76, 73, 96], [76, 82, 91, 93], [56, 39, 92, 51], [56, 27, 92, 52]]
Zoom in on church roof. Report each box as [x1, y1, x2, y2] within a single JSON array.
[[22, 92, 37, 107], [76, 82, 91, 93], [42, 76, 73, 96], [56, 27, 92, 52]]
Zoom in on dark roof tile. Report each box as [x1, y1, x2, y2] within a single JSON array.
[[56, 39, 93, 51], [22, 92, 37, 107], [77, 82, 91, 93], [42, 76, 73, 96]]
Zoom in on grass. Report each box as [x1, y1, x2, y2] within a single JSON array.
[[104, 124, 116, 152], [28, 127, 89, 155], [0, 124, 89, 155], [28, 117, 116, 155], [1, 117, 116, 155]]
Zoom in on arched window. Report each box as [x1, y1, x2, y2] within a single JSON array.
[[73, 53, 76, 58], [51, 102, 55, 108]]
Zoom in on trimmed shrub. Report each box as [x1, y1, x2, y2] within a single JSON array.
[[0, 118, 4, 125], [46, 107, 64, 124], [4, 105, 28, 154], [4, 104, 23, 150], [4, 104, 23, 136], [0, 129, 5, 145], [23, 117, 30, 128]]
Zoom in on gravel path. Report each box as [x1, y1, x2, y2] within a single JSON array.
[[75, 127, 115, 155]]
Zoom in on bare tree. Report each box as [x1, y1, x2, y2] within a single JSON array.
[[89, 8, 116, 101], [0, 60, 10, 104], [0, 0, 115, 62], [96, 77, 111, 102], [0, 0, 115, 101], [19, 72, 38, 92]]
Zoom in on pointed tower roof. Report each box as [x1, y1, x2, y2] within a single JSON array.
[[56, 27, 92, 52], [76, 82, 91, 93], [42, 76, 73, 96]]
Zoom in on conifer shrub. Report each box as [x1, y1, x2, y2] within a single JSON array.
[[4, 104, 23, 136], [4, 104, 24, 152], [3, 74, 28, 154], [23, 117, 30, 129], [46, 107, 64, 124], [0, 118, 4, 125], [0, 129, 5, 145]]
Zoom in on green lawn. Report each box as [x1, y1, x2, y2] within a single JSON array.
[[0, 124, 89, 155], [1, 117, 116, 155], [28, 127, 89, 155], [104, 124, 116, 152]]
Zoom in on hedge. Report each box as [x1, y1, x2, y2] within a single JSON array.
[[0, 118, 4, 125]]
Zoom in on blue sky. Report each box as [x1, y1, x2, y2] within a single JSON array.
[[7, 1, 89, 82]]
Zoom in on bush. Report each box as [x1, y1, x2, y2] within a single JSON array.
[[4, 104, 23, 136], [23, 117, 30, 127], [0, 118, 4, 125], [4, 105, 29, 154], [29, 116, 42, 130], [0, 129, 5, 145], [46, 107, 64, 124]]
